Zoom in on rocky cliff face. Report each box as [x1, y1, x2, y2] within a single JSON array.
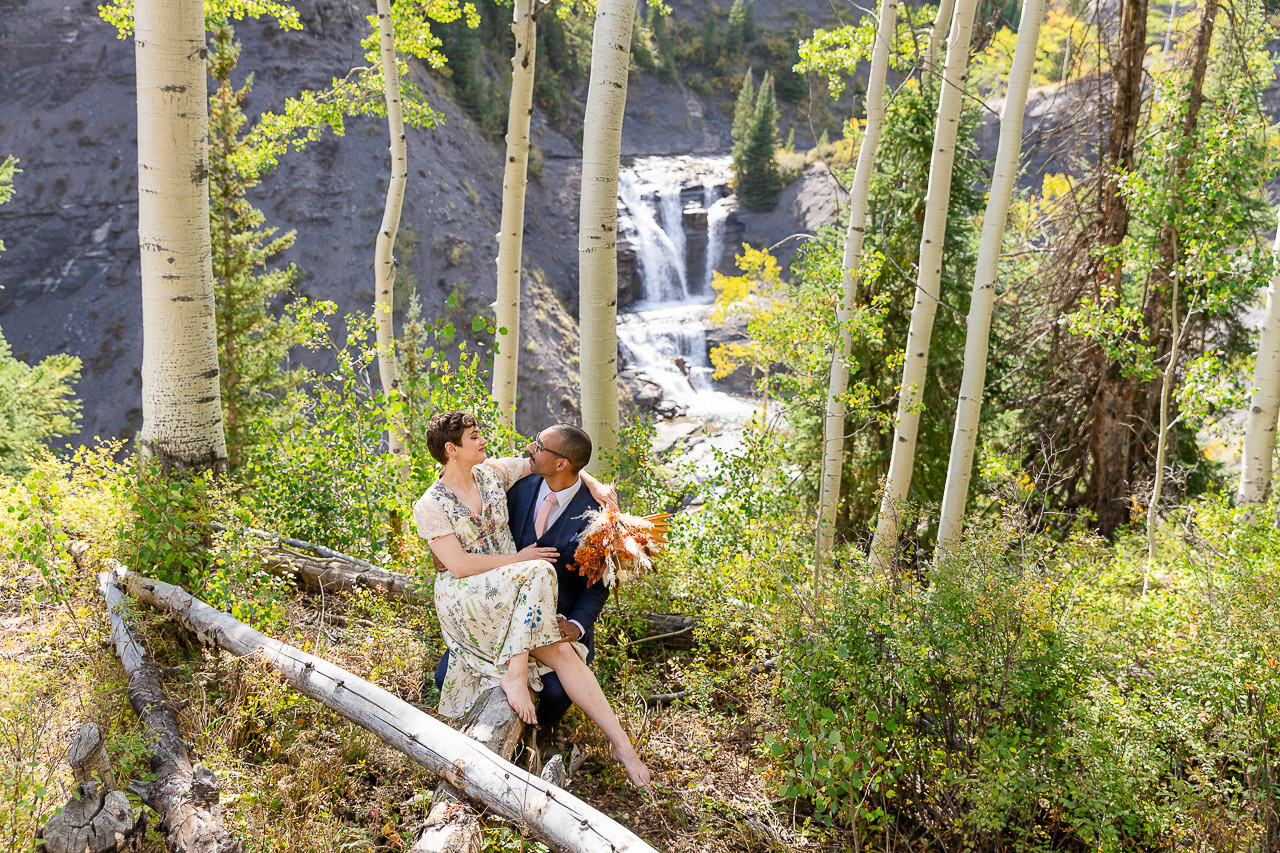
[[0, 0, 799, 445], [7, 0, 1166, 450]]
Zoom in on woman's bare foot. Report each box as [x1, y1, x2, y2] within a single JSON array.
[[611, 743, 651, 788], [500, 667, 537, 725]]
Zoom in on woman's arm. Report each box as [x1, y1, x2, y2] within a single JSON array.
[[429, 534, 558, 579], [580, 470, 620, 511], [493, 455, 532, 486]]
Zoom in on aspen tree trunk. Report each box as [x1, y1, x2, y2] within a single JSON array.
[[492, 0, 538, 430], [814, 0, 898, 568], [868, 0, 978, 571], [1237, 223, 1280, 505], [927, 0, 956, 79], [578, 0, 635, 473], [935, 0, 1045, 557], [135, 0, 227, 474], [374, 0, 409, 469]]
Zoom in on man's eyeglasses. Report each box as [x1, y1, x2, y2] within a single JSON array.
[[533, 434, 568, 459]]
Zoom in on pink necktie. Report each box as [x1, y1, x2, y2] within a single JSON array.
[[534, 492, 558, 538]]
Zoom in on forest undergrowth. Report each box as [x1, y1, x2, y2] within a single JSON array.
[[3, 417, 1279, 852]]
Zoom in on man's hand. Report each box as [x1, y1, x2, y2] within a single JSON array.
[[557, 615, 582, 642]]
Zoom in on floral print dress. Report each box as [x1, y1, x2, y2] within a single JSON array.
[[412, 456, 586, 719]]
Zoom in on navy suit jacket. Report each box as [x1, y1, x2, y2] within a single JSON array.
[[507, 475, 608, 658]]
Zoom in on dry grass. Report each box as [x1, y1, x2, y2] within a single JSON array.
[[0, 552, 830, 853]]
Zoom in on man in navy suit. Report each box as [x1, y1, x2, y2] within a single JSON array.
[[434, 423, 609, 728]]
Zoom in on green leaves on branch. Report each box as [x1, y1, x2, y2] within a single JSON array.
[[97, 0, 469, 181], [795, 6, 934, 98], [239, 0, 466, 178], [97, 0, 301, 37], [1064, 288, 1155, 381]]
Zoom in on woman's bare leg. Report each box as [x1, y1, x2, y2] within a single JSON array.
[[531, 643, 651, 787], [500, 651, 537, 725]]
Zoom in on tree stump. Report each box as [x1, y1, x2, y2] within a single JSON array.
[[68, 722, 118, 789], [411, 687, 525, 853], [38, 781, 141, 853]]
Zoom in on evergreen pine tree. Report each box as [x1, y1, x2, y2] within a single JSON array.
[[731, 68, 756, 172], [725, 0, 746, 54], [0, 157, 81, 476], [737, 71, 782, 211], [742, 0, 756, 41], [631, 14, 655, 70], [700, 12, 721, 67], [647, 3, 676, 81], [775, 33, 808, 103], [208, 26, 304, 468]]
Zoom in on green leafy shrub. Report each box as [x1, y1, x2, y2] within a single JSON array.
[[769, 510, 1089, 844], [765, 494, 1280, 850]]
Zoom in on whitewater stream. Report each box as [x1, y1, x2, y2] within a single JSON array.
[[615, 155, 760, 472]]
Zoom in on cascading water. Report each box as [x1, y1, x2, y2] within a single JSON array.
[[703, 194, 732, 295], [615, 156, 758, 436], [617, 170, 687, 303]]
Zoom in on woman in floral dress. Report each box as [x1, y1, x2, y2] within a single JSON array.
[[412, 411, 650, 787]]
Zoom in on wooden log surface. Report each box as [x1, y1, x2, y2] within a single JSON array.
[[68, 722, 118, 790], [114, 567, 657, 853], [261, 549, 426, 604], [208, 524, 380, 569], [98, 570, 243, 853], [633, 613, 700, 651], [38, 782, 141, 853], [412, 688, 526, 853]]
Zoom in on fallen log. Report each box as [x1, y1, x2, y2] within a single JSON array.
[[38, 781, 142, 853], [114, 567, 657, 853], [630, 614, 700, 651], [207, 523, 380, 569], [98, 570, 243, 853], [260, 548, 426, 604]]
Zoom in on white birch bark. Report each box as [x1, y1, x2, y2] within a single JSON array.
[[135, 0, 227, 473], [1237, 223, 1280, 505], [374, 0, 409, 468], [578, 0, 635, 473], [815, 0, 899, 566], [868, 0, 979, 570], [927, 0, 956, 79], [935, 0, 1045, 557], [492, 0, 538, 430]]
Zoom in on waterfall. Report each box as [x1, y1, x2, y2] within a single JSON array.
[[617, 170, 687, 303], [704, 195, 732, 294], [617, 155, 757, 426]]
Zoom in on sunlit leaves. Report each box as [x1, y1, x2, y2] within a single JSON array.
[[97, 0, 301, 37], [794, 6, 933, 99]]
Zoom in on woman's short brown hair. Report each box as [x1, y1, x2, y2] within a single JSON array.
[[425, 411, 479, 465]]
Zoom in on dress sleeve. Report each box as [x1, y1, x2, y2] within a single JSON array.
[[412, 489, 455, 542], [485, 457, 528, 491]]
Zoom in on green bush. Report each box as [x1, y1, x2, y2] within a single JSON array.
[[766, 496, 1280, 850]]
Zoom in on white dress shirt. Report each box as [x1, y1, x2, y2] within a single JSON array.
[[534, 475, 585, 638]]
